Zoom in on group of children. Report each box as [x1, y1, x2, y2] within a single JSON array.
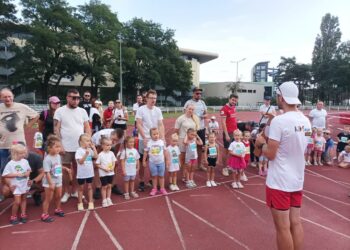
[[305, 125, 350, 167]]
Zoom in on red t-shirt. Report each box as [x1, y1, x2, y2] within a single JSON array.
[[103, 108, 113, 127], [243, 140, 250, 162], [220, 104, 237, 133]]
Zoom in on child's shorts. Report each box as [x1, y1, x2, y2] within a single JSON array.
[[207, 157, 217, 167], [259, 156, 267, 162], [100, 175, 114, 186], [124, 175, 136, 181], [42, 176, 62, 188], [77, 177, 93, 185], [185, 159, 198, 165], [149, 162, 165, 177]]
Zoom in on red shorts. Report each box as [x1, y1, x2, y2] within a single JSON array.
[[266, 186, 303, 210], [187, 159, 198, 165]]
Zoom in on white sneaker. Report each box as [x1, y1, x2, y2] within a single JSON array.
[[106, 198, 113, 206], [222, 167, 229, 176], [319, 162, 323, 166], [174, 184, 180, 191], [102, 199, 108, 208], [240, 173, 248, 182], [210, 181, 217, 187], [191, 181, 197, 187], [250, 162, 257, 167], [71, 192, 79, 198], [206, 181, 212, 187], [61, 192, 70, 203], [237, 182, 244, 188], [124, 193, 130, 200], [130, 192, 139, 198], [305, 161, 310, 166], [186, 181, 193, 189], [169, 184, 175, 191], [231, 182, 238, 189]]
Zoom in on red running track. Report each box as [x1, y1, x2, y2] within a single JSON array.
[[0, 111, 349, 249]]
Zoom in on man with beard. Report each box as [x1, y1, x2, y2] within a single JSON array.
[[0, 88, 38, 202], [54, 89, 91, 203]]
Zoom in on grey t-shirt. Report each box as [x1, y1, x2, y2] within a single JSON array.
[[43, 154, 63, 180]]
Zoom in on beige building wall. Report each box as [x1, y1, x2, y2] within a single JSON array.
[[200, 81, 274, 106]]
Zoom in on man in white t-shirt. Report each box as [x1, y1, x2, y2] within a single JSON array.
[[259, 96, 276, 125], [309, 101, 327, 129], [184, 87, 208, 171], [256, 81, 311, 250], [54, 89, 91, 203], [135, 89, 164, 191], [132, 95, 143, 116]]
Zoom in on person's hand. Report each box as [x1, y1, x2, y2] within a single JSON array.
[[255, 135, 267, 149], [85, 149, 90, 155], [49, 183, 55, 190], [225, 135, 230, 142], [10, 185, 16, 192], [143, 139, 148, 147], [122, 170, 127, 176], [142, 161, 147, 167], [205, 160, 209, 165], [27, 180, 33, 187]]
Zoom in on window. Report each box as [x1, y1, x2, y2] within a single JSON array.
[[253, 90, 256, 93], [248, 90, 252, 93], [241, 89, 247, 93]]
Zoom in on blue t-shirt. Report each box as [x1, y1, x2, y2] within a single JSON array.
[[325, 138, 334, 152]]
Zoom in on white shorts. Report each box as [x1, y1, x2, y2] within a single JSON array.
[[168, 163, 180, 172]]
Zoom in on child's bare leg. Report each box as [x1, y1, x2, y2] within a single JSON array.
[[101, 185, 107, 200], [130, 180, 135, 193], [159, 177, 165, 189], [42, 188, 53, 214], [87, 184, 93, 203], [12, 195, 20, 216], [20, 194, 27, 215], [55, 187, 62, 210], [78, 185, 84, 203]]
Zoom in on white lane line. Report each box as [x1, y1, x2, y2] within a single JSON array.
[[172, 200, 250, 250], [338, 180, 350, 185], [116, 209, 144, 212], [12, 230, 46, 234], [94, 211, 124, 250], [303, 190, 350, 206], [224, 184, 265, 223], [165, 196, 186, 250], [305, 169, 350, 188], [190, 194, 213, 197], [303, 195, 350, 223], [244, 184, 264, 186], [234, 190, 350, 240], [71, 210, 90, 250], [0, 202, 13, 216]]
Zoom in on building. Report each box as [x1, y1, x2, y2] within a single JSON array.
[[179, 48, 218, 87], [200, 81, 275, 106]]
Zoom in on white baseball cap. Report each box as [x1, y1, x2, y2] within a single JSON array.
[[276, 81, 301, 105]]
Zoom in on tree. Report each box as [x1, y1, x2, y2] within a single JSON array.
[[311, 13, 342, 103], [15, 0, 78, 98], [74, 0, 122, 96], [0, 0, 18, 40], [274, 57, 311, 104], [226, 82, 240, 94]]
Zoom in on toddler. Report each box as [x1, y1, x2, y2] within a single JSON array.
[[338, 145, 350, 168], [313, 128, 326, 165], [204, 132, 219, 187], [228, 130, 246, 189], [167, 133, 181, 191]]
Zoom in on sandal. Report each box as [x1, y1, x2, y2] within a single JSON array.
[[10, 215, 19, 225], [20, 214, 28, 223], [41, 213, 55, 223]]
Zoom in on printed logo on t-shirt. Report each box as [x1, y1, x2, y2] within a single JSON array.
[[52, 163, 62, 177], [341, 137, 348, 143], [190, 142, 196, 152], [208, 147, 217, 156], [15, 165, 25, 180], [234, 145, 244, 155], [107, 162, 114, 171], [126, 152, 136, 164], [171, 150, 179, 164], [150, 145, 162, 155]]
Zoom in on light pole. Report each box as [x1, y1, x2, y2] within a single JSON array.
[[230, 58, 246, 82], [118, 37, 123, 103]]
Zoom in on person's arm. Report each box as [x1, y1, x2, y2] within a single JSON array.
[[91, 144, 98, 159], [220, 110, 230, 142], [158, 120, 165, 141], [77, 150, 89, 165], [120, 159, 126, 176], [142, 150, 148, 167], [25, 114, 39, 129], [196, 135, 203, 146], [137, 118, 146, 140], [261, 139, 279, 160], [38, 112, 45, 133], [84, 121, 91, 136], [183, 134, 189, 145], [164, 147, 170, 169], [203, 145, 208, 165], [54, 119, 61, 138]]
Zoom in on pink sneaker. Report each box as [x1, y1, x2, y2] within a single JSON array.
[[259, 170, 263, 176], [159, 188, 168, 195], [150, 188, 157, 196]]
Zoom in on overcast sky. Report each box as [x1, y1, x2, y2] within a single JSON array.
[[15, 0, 350, 82]]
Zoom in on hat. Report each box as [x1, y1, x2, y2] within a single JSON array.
[[49, 96, 60, 103], [264, 96, 271, 100], [192, 87, 203, 92], [211, 116, 216, 120], [276, 82, 301, 105]]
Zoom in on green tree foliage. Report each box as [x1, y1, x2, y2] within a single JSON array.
[[311, 13, 349, 104], [15, 0, 78, 97], [274, 57, 311, 104], [74, 0, 122, 96], [122, 18, 192, 102], [0, 0, 19, 39]]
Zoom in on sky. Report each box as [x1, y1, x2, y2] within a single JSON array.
[[15, 0, 350, 82]]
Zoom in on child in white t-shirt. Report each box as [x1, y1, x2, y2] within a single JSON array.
[[338, 145, 350, 168], [75, 134, 98, 211], [120, 136, 140, 200], [228, 130, 246, 189], [204, 132, 219, 187], [2, 144, 31, 225], [42, 135, 71, 223], [96, 137, 116, 207], [184, 128, 203, 188], [313, 128, 326, 166], [143, 128, 169, 196], [167, 133, 181, 191]]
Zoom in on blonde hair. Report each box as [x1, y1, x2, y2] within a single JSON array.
[[345, 145, 350, 152], [233, 129, 242, 136], [10, 144, 27, 160], [79, 133, 91, 146]]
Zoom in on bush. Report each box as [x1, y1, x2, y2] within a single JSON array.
[[204, 97, 227, 106]]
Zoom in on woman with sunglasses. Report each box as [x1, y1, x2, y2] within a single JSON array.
[[38, 96, 61, 148], [112, 100, 128, 131]]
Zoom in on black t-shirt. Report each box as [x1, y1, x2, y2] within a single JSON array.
[[337, 132, 350, 151], [79, 101, 92, 116], [237, 122, 247, 132], [39, 110, 54, 141]]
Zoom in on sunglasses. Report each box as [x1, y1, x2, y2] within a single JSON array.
[[195, 92, 202, 95], [69, 96, 81, 100], [115, 101, 121, 103], [52, 102, 60, 104]]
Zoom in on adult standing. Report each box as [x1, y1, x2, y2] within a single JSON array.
[[112, 99, 128, 131], [220, 93, 238, 176], [256, 81, 311, 250], [133, 95, 143, 116], [0, 88, 39, 201], [184, 87, 207, 171], [0, 88, 39, 158], [259, 96, 276, 125], [54, 89, 91, 203], [38, 96, 61, 145], [103, 101, 114, 129], [136, 89, 165, 191], [175, 104, 200, 181], [89, 99, 103, 134], [79, 90, 92, 116], [309, 101, 327, 129]]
